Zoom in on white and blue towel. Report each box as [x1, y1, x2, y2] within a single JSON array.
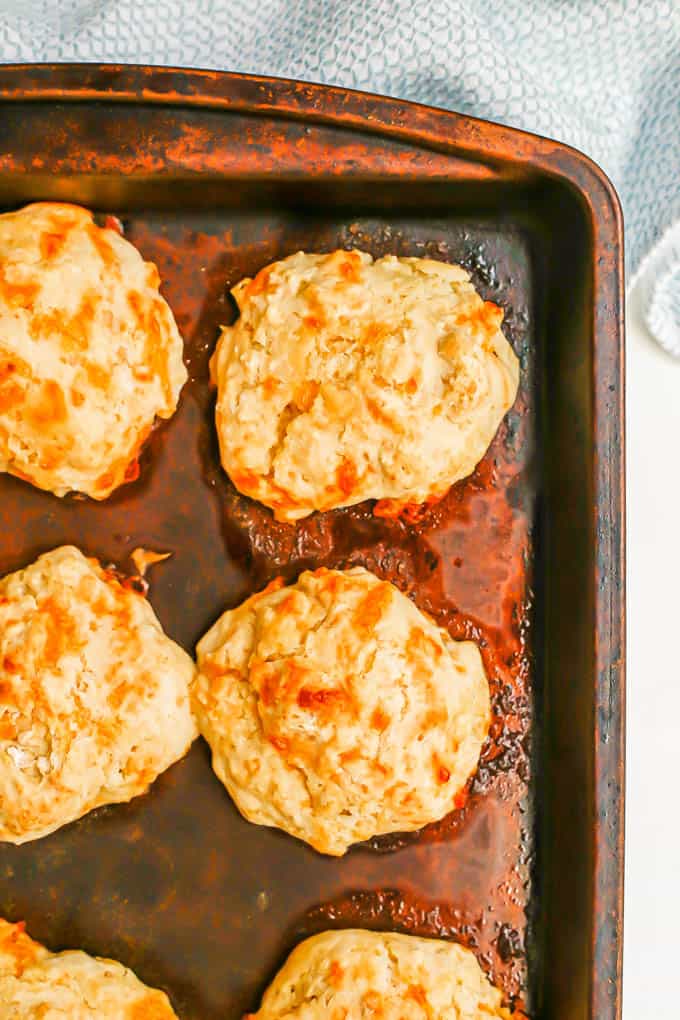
[[1, 0, 678, 352]]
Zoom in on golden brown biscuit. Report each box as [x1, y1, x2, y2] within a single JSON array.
[[193, 567, 489, 855], [0, 918, 178, 1018], [247, 929, 514, 1019], [0, 202, 186, 498], [0, 546, 197, 844], [211, 250, 519, 521]]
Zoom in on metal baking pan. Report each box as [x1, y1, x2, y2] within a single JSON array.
[[0, 65, 624, 1019]]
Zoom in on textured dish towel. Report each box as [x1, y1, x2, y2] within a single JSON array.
[[1, 0, 679, 353]]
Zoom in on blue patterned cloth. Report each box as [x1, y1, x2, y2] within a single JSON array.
[[1, 0, 679, 350]]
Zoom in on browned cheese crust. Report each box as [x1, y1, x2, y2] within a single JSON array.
[[193, 567, 489, 855], [0, 918, 178, 1018], [211, 250, 519, 521], [0, 203, 187, 498]]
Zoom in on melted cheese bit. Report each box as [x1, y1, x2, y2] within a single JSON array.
[[130, 548, 172, 578]]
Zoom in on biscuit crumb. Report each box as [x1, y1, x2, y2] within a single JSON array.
[[130, 548, 172, 577]]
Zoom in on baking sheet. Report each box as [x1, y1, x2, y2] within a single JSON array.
[[0, 65, 625, 1020]]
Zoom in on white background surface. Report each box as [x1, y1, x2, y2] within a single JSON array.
[[623, 286, 679, 1019]]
